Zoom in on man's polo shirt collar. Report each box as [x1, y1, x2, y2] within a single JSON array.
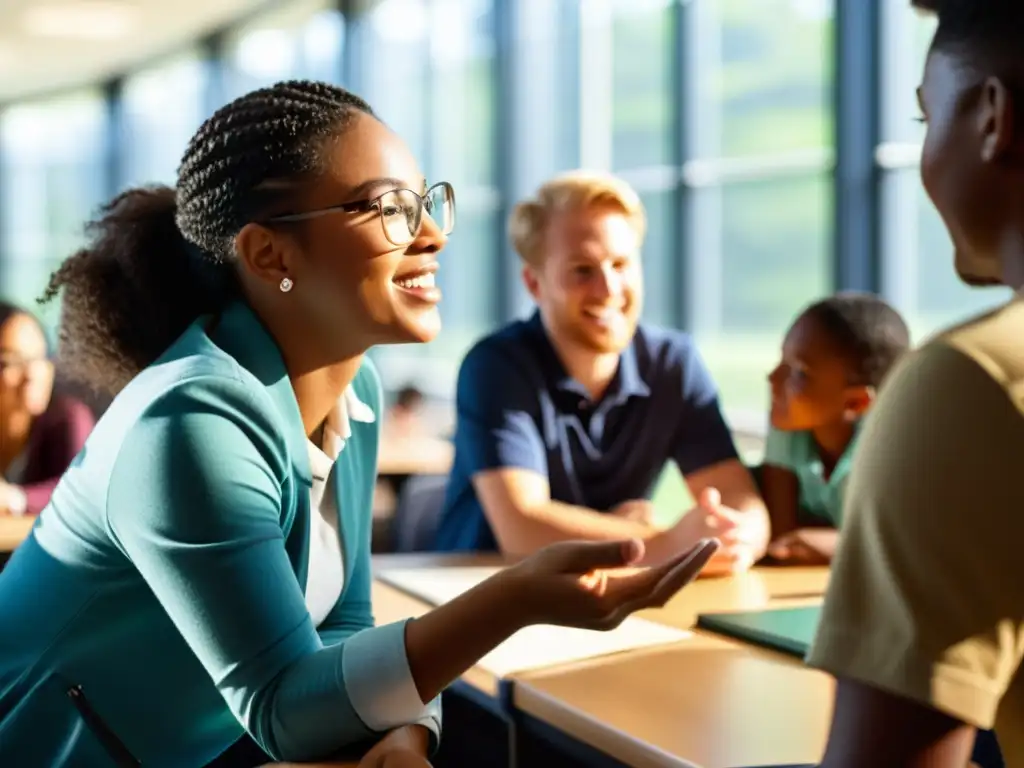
[[526, 310, 652, 406]]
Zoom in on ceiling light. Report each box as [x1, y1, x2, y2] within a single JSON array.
[[22, 1, 140, 41]]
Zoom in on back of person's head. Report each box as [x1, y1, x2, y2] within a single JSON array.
[[41, 80, 374, 396], [509, 171, 646, 267], [800, 293, 911, 388], [913, 0, 1024, 59]]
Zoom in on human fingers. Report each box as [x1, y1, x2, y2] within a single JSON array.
[[601, 539, 722, 622], [697, 486, 721, 511], [782, 539, 829, 565], [698, 544, 755, 577], [767, 539, 793, 560], [534, 538, 644, 575]]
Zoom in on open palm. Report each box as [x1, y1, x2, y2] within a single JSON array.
[[509, 537, 720, 630]]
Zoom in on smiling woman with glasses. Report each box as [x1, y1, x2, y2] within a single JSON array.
[[0, 80, 717, 768]]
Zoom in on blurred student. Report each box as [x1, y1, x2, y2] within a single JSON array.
[[759, 293, 909, 565], [808, 1, 1024, 765], [435, 171, 768, 572], [384, 385, 428, 440], [0, 301, 94, 517]]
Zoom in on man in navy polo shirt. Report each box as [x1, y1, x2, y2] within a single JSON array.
[[434, 171, 768, 570]]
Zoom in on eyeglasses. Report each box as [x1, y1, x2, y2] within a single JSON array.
[[266, 181, 456, 247]]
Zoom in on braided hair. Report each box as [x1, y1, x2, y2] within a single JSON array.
[[41, 80, 374, 396], [801, 292, 911, 389]]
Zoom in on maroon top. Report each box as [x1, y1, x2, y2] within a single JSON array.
[[5, 394, 95, 515]]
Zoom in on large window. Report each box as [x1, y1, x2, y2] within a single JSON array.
[[610, 0, 675, 170], [608, 0, 677, 329], [360, 0, 432, 162], [121, 52, 209, 189], [224, 0, 344, 99], [3, 0, 982, 430], [0, 91, 108, 326], [879, 3, 1011, 340], [687, 0, 833, 417], [360, 0, 501, 399], [504, 0, 582, 318]]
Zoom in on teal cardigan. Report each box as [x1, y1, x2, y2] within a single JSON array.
[[0, 301, 441, 767]]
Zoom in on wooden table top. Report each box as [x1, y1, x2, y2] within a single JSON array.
[[0, 515, 34, 553], [514, 565, 832, 768], [637, 564, 829, 630], [515, 641, 832, 768], [371, 554, 831, 767]]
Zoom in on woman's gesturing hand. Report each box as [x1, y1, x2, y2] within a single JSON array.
[[505, 537, 720, 630], [402, 537, 719, 706]]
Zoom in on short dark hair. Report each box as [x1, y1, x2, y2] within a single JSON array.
[[395, 385, 424, 410], [800, 292, 911, 388], [912, 0, 1024, 60], [41, 80, 374, 396]]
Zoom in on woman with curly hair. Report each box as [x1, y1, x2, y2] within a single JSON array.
[[0, 81, 717, 768]]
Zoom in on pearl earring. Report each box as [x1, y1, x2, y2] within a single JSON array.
[[279, 277, 293, 293]]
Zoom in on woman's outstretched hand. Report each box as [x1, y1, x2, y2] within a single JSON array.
[[506, 537, 721, 630], [403, 537, 720, 706]]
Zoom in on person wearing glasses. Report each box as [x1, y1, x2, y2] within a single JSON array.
[[0, 81, 719, 768], [0, 301, 94, 517]]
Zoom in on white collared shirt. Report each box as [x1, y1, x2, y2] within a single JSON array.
[[303, 384, 433, 733], [304, 385, 376, 626]]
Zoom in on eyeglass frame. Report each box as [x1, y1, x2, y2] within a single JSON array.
[[262, 180, 456, 247]]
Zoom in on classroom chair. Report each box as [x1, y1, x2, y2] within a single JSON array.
[[392, 473, 448, 553]]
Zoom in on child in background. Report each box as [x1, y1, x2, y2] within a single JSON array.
[[761, 292, 910, 565]]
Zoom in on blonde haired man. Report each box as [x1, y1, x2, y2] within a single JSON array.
[[434, 171, 768, 569]]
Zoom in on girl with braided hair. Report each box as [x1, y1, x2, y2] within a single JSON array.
[[0, 81, 718, 767]]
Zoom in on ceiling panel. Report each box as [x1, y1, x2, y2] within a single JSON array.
[[0, 0, 271, 102]]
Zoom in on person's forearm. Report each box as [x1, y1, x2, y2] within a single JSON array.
[[762, 484, 798, 537], [800, 528, 838, 561], [494, 501, 669, 563], [759, 466, 800, 538], [403, 569, 531, 704]]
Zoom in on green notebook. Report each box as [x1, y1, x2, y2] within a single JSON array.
[[696, 605, 821, 658]]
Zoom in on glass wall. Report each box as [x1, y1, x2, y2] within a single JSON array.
[[686, 0, 834, 417], [609, 0, 676, 328], [121, 52, 210, 189], [358, 0, 501, 396], [0, 91, 109, 326], [224, 0, 344, 99], [0, 0, 996, 421]]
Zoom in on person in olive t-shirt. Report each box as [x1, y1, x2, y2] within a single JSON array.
[[808, 1, 1024, 766]]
